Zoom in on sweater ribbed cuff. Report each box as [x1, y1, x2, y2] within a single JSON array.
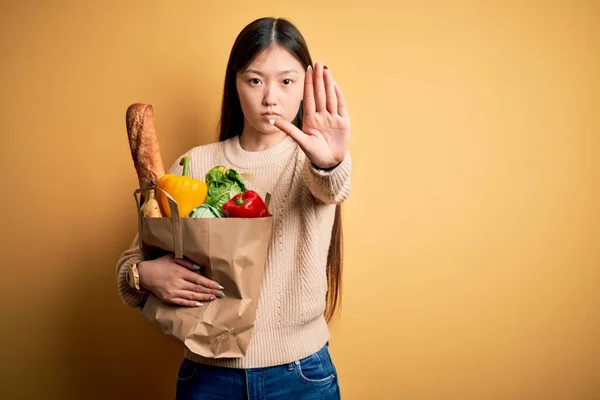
[[303, 151, 352, 204], [117, 260, 149, 308]]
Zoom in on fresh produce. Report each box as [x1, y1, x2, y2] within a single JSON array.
[[124, 103, 270, 220], [188, 204, 223, 218], [204, 166, 248, 210], [222, 190, 270, 218], [140, 190, 162, 218], [156, 156, 208, 217]]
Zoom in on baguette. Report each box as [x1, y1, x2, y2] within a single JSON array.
[[125, 103, 166, 188]]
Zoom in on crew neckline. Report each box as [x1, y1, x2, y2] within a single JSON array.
[[223, 134, 298, 169]]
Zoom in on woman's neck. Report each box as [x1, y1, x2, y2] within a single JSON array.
[[239, 124, 288, 152]]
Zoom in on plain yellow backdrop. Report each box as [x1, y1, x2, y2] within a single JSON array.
[[1, 1, 598, 399]]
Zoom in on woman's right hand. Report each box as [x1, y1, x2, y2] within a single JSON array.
[[137, 254, 225, 307]]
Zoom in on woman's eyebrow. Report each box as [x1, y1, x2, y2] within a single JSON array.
[[243, 68, 300, 75]]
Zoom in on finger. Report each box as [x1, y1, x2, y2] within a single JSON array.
[[181, 280, 225, 297], [270, 118, 311, 148], [313, 61, 327, 112], [303, 64, 316, 115], [172, 256, 199, 272], [175, 290, 219, 302], [324, 68, 337, 114], [334, 82, 348, 118], [165, 297, 204, 307], [181, 269, 224, 290]]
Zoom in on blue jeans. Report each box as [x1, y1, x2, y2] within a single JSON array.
[[175, 343, 341, 399]]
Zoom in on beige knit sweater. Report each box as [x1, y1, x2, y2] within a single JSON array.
[[116, 134, 351, 368]]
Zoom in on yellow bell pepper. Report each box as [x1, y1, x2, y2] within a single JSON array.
[[156, 156, 208, 217]]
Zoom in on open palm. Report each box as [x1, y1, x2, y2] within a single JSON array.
[[272, 61, 351, 169]]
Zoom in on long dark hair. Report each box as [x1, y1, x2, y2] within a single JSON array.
[[217, 17, 344, 322]]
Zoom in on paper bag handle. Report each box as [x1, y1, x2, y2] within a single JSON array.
[[134, 186, 184, 259]]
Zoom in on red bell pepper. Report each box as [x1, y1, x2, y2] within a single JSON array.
[[222, 190, 270, 218]]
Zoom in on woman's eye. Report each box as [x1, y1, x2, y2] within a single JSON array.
[[282, 79, 293, 85], [249, 78, 261, 85]]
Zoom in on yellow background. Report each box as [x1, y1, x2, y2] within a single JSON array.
[[1, 1, 598, 399]]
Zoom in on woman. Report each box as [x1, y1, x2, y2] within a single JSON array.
[[116, 16, 352, 399]]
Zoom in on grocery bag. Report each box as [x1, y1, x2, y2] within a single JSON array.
[[133, 174, 273, 358]]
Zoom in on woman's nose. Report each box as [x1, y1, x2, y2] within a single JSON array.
[[262, 85, 278, 106]]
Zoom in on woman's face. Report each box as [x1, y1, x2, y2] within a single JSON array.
[[236, 45, 305, 136]]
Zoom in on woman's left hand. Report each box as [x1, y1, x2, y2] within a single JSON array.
[[271, 61, 351, 169]]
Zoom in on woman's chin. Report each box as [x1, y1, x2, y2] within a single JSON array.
[[255, 121, 282, 135]]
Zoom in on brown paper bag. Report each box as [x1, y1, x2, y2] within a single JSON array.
[[133, 177, 273, 359]]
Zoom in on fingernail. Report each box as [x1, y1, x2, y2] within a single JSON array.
[[216, 291, 225, 298], [209, 295, 216, 301], [216, 284, 224, 290], [307, 65, 312, 71], [324, 65, 328, 70], [192, 264, 201, 270], [269, 119, 275, 125], [195, 302, 203, 307]]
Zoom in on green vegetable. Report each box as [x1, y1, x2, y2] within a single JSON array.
[[204, 166, 248, 210], [188, 204, 223, 218]]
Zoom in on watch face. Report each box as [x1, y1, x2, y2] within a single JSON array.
[[127, 265, 140, 290]]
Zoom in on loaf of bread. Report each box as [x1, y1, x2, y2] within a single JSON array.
[[126, 103, 166, 188]]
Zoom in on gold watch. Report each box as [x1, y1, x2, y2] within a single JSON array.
[[126, 263, 141, 291]]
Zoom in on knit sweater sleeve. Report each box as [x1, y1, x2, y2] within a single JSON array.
[[302, 150, 352, 204], [115, 235, 149, 308]]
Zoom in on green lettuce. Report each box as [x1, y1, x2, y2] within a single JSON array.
[[204, 166, 248, 210], [188, 204, 223, 218]]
